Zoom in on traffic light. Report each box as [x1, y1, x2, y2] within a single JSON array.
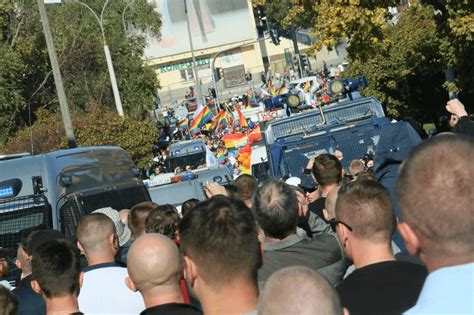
[[300, 55, 310, 72], [210, 88, 217, 99], [270, 28, 280, 45], [214, 67, 222, 81]]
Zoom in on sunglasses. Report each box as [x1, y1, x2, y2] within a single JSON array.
[[328, 218, 353, 231]]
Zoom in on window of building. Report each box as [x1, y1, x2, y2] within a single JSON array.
[[180, 68, 195, 82]]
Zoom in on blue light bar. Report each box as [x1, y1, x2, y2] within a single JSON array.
[[0, 187, 14, 199]]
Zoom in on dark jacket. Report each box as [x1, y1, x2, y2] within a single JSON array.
[[374, 122, 422, 250], [13, 274, 46, 315]]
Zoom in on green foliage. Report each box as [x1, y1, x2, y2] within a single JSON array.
[[255, 0, 474, 117], [346, 5, 444, 117], [0, 0, 161, 144], [2, 106, 158, 168]]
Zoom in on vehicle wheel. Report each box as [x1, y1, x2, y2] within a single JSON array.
[[287, 94, 300, 108]]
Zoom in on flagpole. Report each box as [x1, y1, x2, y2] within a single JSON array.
[[184, 0, 205, 106]]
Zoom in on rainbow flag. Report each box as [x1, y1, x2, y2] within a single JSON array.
[[303, 81, 311, 92], [268, 81, 277, 97], [236, 107, 248, 128], [190, 105, 213, 136], [217, 151, 226, 164], [278, 82, 287, 94], [246, 91, 257, 107], [177, 118, 188, 131], [211, 111, 224, 131], [216, 112, 229, 133]]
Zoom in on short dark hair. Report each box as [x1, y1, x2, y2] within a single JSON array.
[[312, 154, 342, 186], [336, 180, 395, 242], [179, 195, 261, 285], [223, 184, 240, 200], [145, 205, 180, 239], [397, 135, 474, 257], [0, 284, 18, 315], [23, 230, 68, 256], [31, 239, 81, 299], [181, 199, 199, 217], [234, 174, 258, 201], [252, 180, 298, 239], [130, 202, 159, 237]]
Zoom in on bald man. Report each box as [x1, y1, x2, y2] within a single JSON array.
[[76, 213, 144, 314], [258, 266, 348, 315], [126, 234, 202, 315], [397, 135, 474, 313]]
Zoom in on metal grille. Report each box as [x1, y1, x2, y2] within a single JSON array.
[[280, 121, 385, 178], [268, 97, 384, 142], [272, 113, 324, 140], [59, 184, 151, 236], [324, 102, 375, 125], [0, 194, 52, 250]]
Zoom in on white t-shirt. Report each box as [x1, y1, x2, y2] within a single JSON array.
[[78, 262, 144, 314]]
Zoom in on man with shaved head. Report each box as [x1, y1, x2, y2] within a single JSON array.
[[258, 266, 347, 315], [126, 234, 201, 314], [334, 180, 426, 315], [76, 213, 144, 314], [397, 135, 474, 314], [179, 195, 261, 314]]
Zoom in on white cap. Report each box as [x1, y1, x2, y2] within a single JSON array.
[[285, 177, 301, 187]]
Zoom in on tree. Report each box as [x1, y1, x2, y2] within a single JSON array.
[[1, 105, 158, 168], [0, 0, 162, 144], [253, 0, 474, 117]]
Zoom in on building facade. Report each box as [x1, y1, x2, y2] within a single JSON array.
[[144, 0, 345, 107]]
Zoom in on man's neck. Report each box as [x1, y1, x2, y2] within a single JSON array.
[[264, 230, 297, 243], [352, 241, 395, 269], [44, 295, 80, 315], [422, 253, 474, 273], [198, 279, 258, 315], [321, 183, 338, 198], [141, 284, 184, 309], [86, 251, 115, 266]]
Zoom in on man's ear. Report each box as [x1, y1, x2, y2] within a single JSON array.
[[323, 208, 330, 221], [297, 202, 303, 217], [398, 222, 421, 256], [183, 255, 197, 287], [78, 271, 84, 288], [125, 276, 138, 292], [337, 224, 350, 248], [76, 241, 85, 256], [31, 280, 42, 295], [110, 233, 119, 251]]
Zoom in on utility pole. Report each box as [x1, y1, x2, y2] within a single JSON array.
[[37, 0, 77, 148], [184, 0, 206, 106], [69, 0, 124, 117], [287, 0, 301, 78]]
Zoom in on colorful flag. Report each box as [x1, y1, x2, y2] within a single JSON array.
[[303, 81, 311, 92], [268, 81, 277, 97], [216, 112, 229, 133], [190, 105, 213, 136], [236, 106, 248, 128], [217, 151, 226, 164], [210, 111, 224, 131], [277, 82, 287, 94], [177, 118, 188, 131], [223, 133, 250, 149]]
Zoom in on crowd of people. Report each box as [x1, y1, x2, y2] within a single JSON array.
[[0, 96, 473, 314], [150, 60, 370, 181]]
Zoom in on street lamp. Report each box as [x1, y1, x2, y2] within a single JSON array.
[[67, 0, 124, 117], [38, 0, 77, 148]]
